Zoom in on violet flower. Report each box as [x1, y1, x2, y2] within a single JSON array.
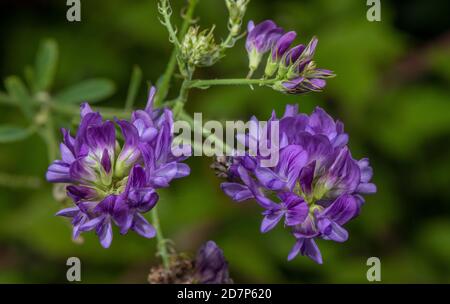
[[274, 37, 335, 94], [47, 87, 191, 248], [246, 20, 284, 72], [219, 105, 376, 264]]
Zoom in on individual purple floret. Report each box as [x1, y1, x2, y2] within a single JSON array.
[[245, 20, 335, 94], [246, 20, 284, 72], [219, 105, 376, 264], [265, 31, 297, 77], [47, 87, 191, 248]]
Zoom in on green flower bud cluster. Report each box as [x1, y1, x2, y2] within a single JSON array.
[[180, 26, 223, 70]]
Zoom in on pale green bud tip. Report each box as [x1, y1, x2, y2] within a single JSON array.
[[248, 48, 262, 72], [264, 54, 278, 78]]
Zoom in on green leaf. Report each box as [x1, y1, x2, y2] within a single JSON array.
[[0, 91, 14, 106], [55, 79, 116, 104], [0, 125, 33, 143], [35, 39, 59, 92], [125, 65, 142, 110], [24, 66, 36, 93], [4, 76, 33, 117]]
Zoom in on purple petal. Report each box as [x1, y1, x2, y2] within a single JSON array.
[[288, 239, 302, 261], [141, 127, 158, 142], [288, 238, 322, 264], [80, 103, 93, 118], [66, 185, 97, 202], [302, 238, 322, 264], [246, 20, 283, 53], [60, 143, 75, 164], [276, 145, 308, 190], [357, 183, 377, 194], [321, 194, 360, 225], [61, 128, 75, 152], [284, 44, 305, 65], [299, 162, 315, 195], [117, 119, 140, 148], [75, 112, 103, 154], [151, 163, 190, 187], [94, 195, 117, 214], [318, 218, 348, 242], [326, 147, 361, 196], [69, 158, 96, 182], [221, 183, 254, 202], [55, 206, 80, 217], [254, 167, 286, 191], [302, 36, 318, 59], [86, 120, 116, 152], [272, 31, 297, 60], [97, 219, 113, 248], [308, 107, 337, 138], [101, 149, 112, 173], [113, 202, 133, 234], [79, 216, 104, 232], [358, 158, 373, 183], [116, 120, 141, 166], [46, 161, 71, 183], [283, 196, 308, 226], [260, 209, 284, 233], [126, 165, 147, 190], [132, 213, 156, 238], [247, 20, 255, 32], [282, 104, 299, 118], [145, 86, 157, 113], [196, 241, 231, 284]]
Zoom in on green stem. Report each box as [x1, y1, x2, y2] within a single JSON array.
[[186, 78, 276, 89], [180, 0, 200, 37], [151, 206, 170, 271], [0, 172, 42, 189], [158, 0, 181, 49], [154, 0, 199, 106]]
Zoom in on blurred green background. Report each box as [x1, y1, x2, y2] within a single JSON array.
[[0, 0, 449, 283]]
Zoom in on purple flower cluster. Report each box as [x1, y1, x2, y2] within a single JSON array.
[[246, 20, 334, 94], [220, 105, 376, 264], [46, 87, 190, 248]]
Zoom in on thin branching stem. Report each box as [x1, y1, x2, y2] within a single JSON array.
[[155, 0, 200, 106], [151, 206, 170, 271], [187, 78, 277, 88], [158, 0, 181, 48]]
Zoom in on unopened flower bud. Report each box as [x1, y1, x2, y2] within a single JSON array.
[[225, 0, 250, 36]]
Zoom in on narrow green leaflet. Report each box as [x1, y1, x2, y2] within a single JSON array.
[[4, 76, 33, 117], [0, 125, 34, 143], [125, 65, 143, 110], [55, 78, 116, 104], [35, 39, 59, 92]]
